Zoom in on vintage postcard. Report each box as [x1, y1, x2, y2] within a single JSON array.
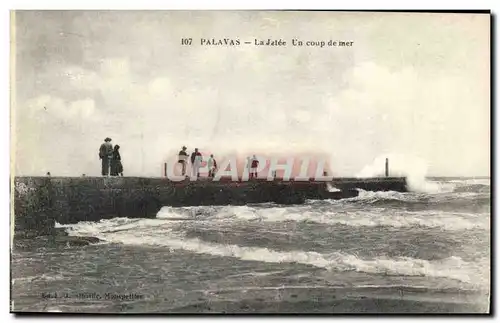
[[11, 10, 490, 314]]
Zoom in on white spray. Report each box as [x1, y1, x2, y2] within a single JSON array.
[[356, 153, 455, 193]]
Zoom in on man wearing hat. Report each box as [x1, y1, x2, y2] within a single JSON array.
[[99, 137, 113, 176], [178, 146, 188, 176]]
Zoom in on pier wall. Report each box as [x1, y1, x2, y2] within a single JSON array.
[[13, 176, 407, 236]]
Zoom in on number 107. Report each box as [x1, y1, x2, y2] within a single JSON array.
[[181, 38, 193, 45]]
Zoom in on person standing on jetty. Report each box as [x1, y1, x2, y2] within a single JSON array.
[[207, 154, 217, 178], [99, 137, 113, 176], [250, 155, 259, 179], [190, 148, 202, 178], [246, 156, 252, 177], [178, 146, 188, 176], [111, 145, 124, 176]]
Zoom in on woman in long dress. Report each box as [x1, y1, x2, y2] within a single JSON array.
[[111, 145, 124, 176]]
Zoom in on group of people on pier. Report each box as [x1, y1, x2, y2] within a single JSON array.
[[177, 146, 260, 179], [177, 146, 218, 178], [99, 137, 123, 176], [96, 139, 262, 178]]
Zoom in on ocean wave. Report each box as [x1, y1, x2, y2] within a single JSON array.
[[343, 190, 425, 203], [56, 197, 489, 236], [452, 184, 490, 194], [355, 154, 489, 194], [308, 189, 490, 213], [155, 204, 489, 231], [56, 221, 490, 288], [56, 218, 167, 236], [348, 189, 488, 203], [412, 178, 490, 194], [210, 206, 490, 231], [156, 207, 202, 220], [447, 179, 491, 186]]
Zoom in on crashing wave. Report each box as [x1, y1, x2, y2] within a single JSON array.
[[55, 217, 490, 289]]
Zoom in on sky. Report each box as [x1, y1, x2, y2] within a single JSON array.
[[12, 11, 490, 177]]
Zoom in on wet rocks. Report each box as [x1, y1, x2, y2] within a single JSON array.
[[13, 227, 102, 250]]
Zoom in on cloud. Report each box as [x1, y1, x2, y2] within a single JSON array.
[[321, 62, 489, 175], [15, 58, 489, 177], [13, 12, 489, 177], [25, 95, 98, 122], [64, 66, 99, 91]]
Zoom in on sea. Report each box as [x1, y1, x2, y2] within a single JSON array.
[[11, 177, 491, 313]]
